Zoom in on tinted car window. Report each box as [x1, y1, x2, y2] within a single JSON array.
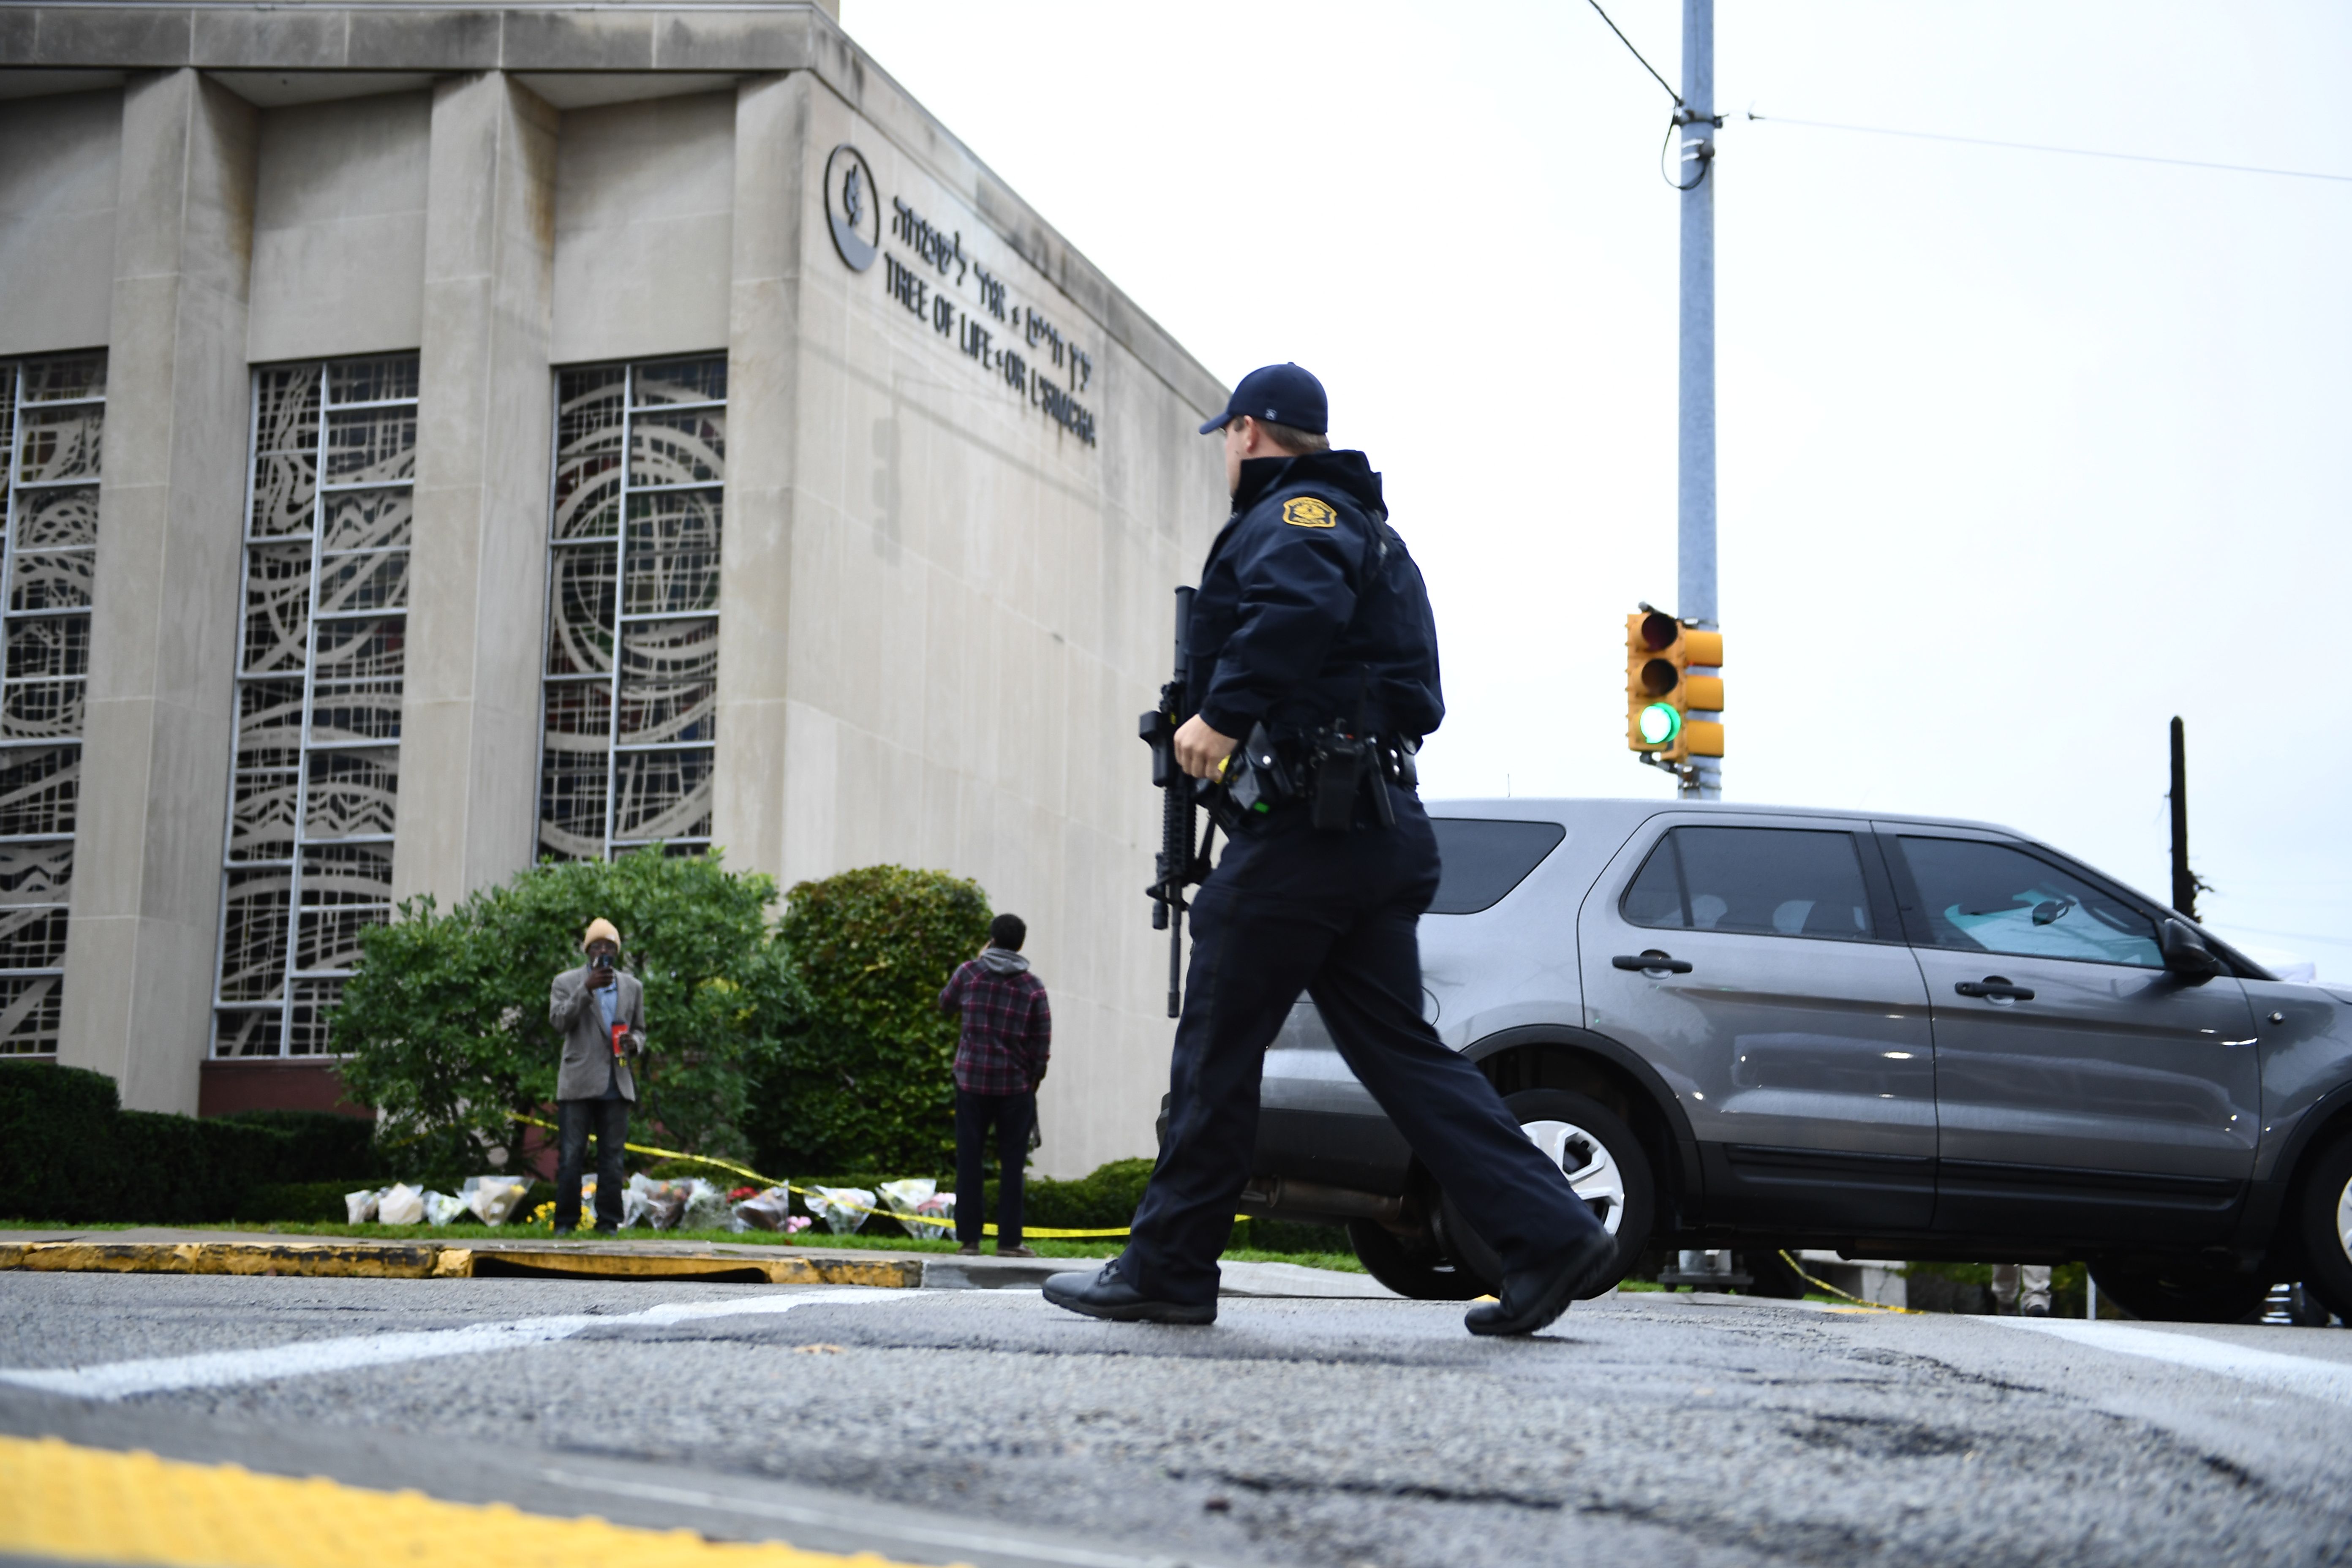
[[1429, 818, 1566, 914], [1622, 827, 1876, 940], [1894, 836, 2161, 968]]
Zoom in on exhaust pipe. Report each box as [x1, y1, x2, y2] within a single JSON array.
[[1236, 1176, 1404, 1226]]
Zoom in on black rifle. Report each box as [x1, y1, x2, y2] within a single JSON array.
[[1138, 585, 1212, 1018]]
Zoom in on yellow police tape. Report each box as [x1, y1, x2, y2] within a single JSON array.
[[1777, 1248, 1920, 1314], [508, 1114, 1138, 1239], [0, 1433, 926, 1568]]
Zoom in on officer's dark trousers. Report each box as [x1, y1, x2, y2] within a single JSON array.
[[954, 1089, 1034, 1249], [555, 1097, 628, 1230], [1121, 785, 1603, 1305]]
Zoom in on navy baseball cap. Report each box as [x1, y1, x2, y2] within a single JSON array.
[[1198, 362, 1327, 436]]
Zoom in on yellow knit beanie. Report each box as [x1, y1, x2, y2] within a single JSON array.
[[582, 917, 621, 950]]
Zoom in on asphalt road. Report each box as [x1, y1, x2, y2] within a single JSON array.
[[3, 1272, 2350, 1568]]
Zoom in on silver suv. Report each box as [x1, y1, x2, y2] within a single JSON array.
[[1241, 799, 2352, 1323]]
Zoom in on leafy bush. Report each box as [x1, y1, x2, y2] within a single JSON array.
[[750, 865, 991, 1178], [0, 1065, 384, 1222], [334, 851, 796, 1187]]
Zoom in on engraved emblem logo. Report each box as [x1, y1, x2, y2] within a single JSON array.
[[1282, 497, 1337, 528], [824, 144, 879, 272]]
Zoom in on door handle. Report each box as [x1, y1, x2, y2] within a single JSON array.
[[1613, 951, 1694, 975], [1955, 977, 2035, 1001]]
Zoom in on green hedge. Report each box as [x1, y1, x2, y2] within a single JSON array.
[[210, 1109, 381, 1185], [234, 1181, 356, 1224], [0, 1065, 384, 1223]]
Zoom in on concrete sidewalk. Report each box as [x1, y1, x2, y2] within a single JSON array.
[[0, 1229, 1395, 1299]]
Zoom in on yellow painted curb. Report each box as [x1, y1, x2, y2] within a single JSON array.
[[0, 1240, 925, 1289], [461, 1248, 921, 1288], [781, 1257, 925, 1289], [10, 1241, 442, 1279], [0, 1433, 937, 1568]]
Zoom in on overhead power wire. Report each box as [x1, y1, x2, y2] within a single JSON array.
[[1748, 111, 2352, 185], [1584, 0, 1682, 106], [1579, 2, 1716, 191]]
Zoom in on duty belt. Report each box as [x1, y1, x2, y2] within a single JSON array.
[[1217, 722, 1418, 831]]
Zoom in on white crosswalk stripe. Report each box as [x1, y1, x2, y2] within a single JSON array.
[[0, 1290, 907, 1402], [1990, 1317, 2352, 1407]]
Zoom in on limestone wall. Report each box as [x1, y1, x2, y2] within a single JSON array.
[[0, 87, 120, 357], [745, 77, 1227, 1175], [1, 4, 1226, 1172], [247, 90, 430, 364], [550, 89, 733, 366]]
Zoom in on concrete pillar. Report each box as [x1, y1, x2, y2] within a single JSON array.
[[393, 73, 558, 906], [709, 72, 808, 880], [62, 69, 258, 1113]]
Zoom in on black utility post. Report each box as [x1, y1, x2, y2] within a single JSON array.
[[2169, 716, 2197, 919]]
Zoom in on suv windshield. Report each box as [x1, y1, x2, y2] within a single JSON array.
[[1429, 818, 1565, 914]]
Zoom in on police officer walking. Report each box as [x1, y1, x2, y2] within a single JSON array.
[[1044, 364, 1617, 1336]]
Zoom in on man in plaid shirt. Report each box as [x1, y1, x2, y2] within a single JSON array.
[[937, 912, 1052, 1256]]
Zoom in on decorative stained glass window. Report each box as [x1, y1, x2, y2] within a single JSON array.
[[538, 356, 724, 861], [213, 356, 417, 1057], [0, 351, 104, 1055]]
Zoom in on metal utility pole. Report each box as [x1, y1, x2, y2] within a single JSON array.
[[2169, 716, 2197, 919], [1675, 0, 1722, 800]]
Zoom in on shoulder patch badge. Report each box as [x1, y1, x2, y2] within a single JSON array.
[[1282, 496, 1337, 529]]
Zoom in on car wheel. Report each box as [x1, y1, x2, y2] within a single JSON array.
[[2295, 1132, 2352, 1322], [1345, 1215, 1484, 1301], [1438, 1088, 1655, 1296], [2089, 1258, 2274, 1324]]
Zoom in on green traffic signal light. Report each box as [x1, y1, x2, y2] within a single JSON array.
[[1638, 702, 1682, 747]]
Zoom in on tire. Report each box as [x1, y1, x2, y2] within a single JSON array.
[[2295, 1132, 2352, 1322], [2090, 1258, 2274, 1324], [1438, 1088, 1655, 1296], [1346, 1216, 1484, 1301]]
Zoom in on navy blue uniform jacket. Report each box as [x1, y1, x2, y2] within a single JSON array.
[[1187, 450, 1443, 743]]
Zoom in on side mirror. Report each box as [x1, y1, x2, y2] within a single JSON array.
[[2160, 919, 2224, 983]]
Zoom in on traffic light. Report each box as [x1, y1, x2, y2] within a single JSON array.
[[1625, 609, 1724, 762]]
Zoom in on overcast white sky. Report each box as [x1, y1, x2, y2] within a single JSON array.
[[841, 0, 2352, 978]]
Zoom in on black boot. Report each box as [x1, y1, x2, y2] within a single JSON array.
[[1043, 1258, 1217, 1326], [1464, 1228, 1619, 1337]]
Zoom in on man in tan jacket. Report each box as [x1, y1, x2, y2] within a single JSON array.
[[548, 917, 646, 1233]]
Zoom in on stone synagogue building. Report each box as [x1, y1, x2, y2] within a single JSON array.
[[0, 0, 1228, 1174]]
